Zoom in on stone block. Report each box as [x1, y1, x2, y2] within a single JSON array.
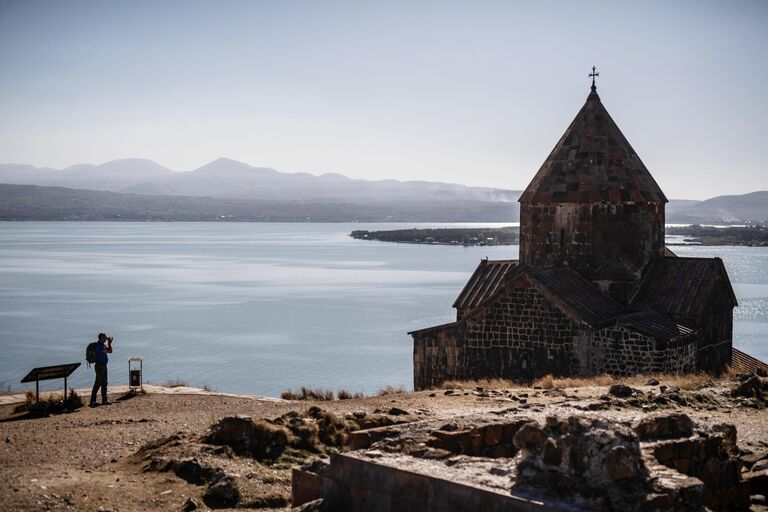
[[292, 467, 324, 507], [746, 469, 768, 495], [675, 439, 695, 459]]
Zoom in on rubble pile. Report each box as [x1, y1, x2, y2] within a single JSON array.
[[638, 414, 750, 509], [512, 416, 652, 510], [733, 374, 768, 403], [130, 407, 410, 509], [292, 411, 765, 512], [206, 406, 405, 460]]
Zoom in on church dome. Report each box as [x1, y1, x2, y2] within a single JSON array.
[[519, 87, 667, 205]]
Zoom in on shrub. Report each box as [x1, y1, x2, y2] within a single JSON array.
[[13, 388, 83, 414], [534, 374, 555, 389], [67, 388, 84, 408], [317, 410, 348, 447], [301, 386, 334, 401], [13, 391, 37, 414], [251, 420, 291, 460], [290, 421, 320, 451], [336, 389, 365, 400], [281, 386, 335, 401], [376, 385, 406, 396]]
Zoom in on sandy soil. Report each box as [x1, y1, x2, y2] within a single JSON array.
[[1, 380, 766, 512]]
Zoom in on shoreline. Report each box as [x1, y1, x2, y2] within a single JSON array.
[[0, 384, 285, 407]]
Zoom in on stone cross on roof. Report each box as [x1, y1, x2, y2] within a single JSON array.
[[589, 66, 599, 91]]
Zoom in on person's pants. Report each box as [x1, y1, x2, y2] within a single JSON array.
[[91, 363, 108, 404]]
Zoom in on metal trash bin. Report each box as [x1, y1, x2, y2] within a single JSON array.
[[128, 356, 143, 391]]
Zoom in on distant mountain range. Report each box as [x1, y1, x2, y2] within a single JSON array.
[[0, 158, 517, 203], [0, 159, 765, 223]]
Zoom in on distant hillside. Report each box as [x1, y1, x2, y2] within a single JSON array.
[[0, 184, 518, 222], [666, 192, 768, 224], [0, 159, 765, 223], [0, 159, 176, 192], [0, 158, 520, 204]]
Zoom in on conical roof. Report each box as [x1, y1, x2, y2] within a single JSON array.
[[519, 88, 667, 204]]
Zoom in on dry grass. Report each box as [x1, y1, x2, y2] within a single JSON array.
[[442, 378, 521, 390], [280, 386, 335, 401], [336, 389, 365, 400], [532, 374, 615, 389], [24, 389, 36, 405], [375, 385, 406, 396], [441, 372, 725, 391], [68, 388, 84, 408], [13, 388, 83, 414], [623, 372, 716, 390], [14, 390, 38, 412]]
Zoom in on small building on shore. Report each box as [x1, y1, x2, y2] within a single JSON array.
[[410, 77, 737, 390]]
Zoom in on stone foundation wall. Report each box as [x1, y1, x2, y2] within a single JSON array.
[[317, 453, 559, 512], [647, 424, 748, 510]]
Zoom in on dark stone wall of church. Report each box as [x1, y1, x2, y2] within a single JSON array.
[[589, 325, 697, 376], [519, 201, 665, 288], [655, 283, 734, 375], [413, 324, 467, 391], [695, 301, 734, 374], [413, 285, 588, 390]]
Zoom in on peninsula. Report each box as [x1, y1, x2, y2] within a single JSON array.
[[351, 225, 768, 247], [350, 227, 518, 246]]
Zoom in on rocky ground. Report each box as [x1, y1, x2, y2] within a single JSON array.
[[1, 375, 767, 512]]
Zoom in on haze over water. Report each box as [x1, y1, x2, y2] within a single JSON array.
[[1, 222, 766, 397]]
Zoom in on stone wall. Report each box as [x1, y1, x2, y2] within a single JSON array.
[[463, 284, 584, 380], [314, 453, 560, 512], [413, 323, 466, 391], [590, 325, 654, 375], [695, 299, 734, 374], [519, 201, 665, 293], [590, 325, 697, 376], [413, 282, 588, 390]]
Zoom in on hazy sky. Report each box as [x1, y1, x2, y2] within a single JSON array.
[[1, 1, 766, 199]]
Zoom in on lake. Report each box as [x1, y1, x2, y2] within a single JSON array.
[[1, 222, 766, 397]]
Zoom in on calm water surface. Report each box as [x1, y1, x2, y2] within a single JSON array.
[[1, 222, 766, 397]]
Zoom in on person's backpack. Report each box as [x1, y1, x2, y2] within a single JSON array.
[[85, 341, 97, 367]]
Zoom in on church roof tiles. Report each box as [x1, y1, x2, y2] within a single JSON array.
[[522, 266, 626, 327], [616, 310, 694, 340], [453, 259, 518, 310], [519, 88, 667, 205], [455, 260, 626, 327], [630, 257, 737, 320]]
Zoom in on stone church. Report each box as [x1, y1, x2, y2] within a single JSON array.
[[410, 77, 737, 390]]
